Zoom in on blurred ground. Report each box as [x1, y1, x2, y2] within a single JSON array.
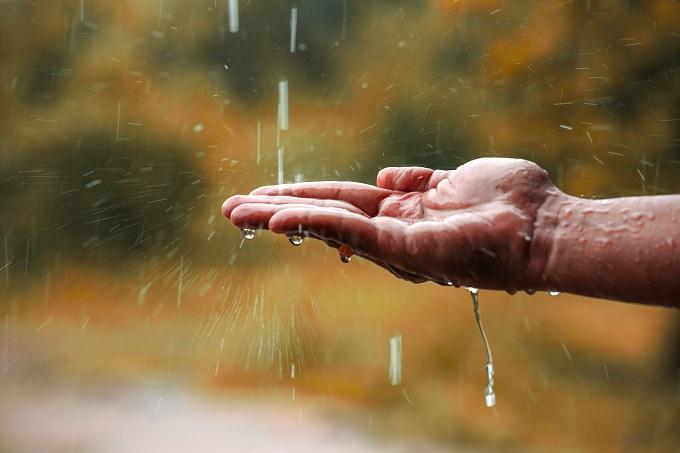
[[2, 253, 679, 451], [0, 386, 451, 453]]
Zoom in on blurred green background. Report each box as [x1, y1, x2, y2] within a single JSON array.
[[1, 0, 679, 451]]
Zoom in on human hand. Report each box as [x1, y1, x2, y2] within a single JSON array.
[[222, 158, 560, 292]]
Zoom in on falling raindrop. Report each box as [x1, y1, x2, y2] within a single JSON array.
[[278, 80, 289, 131], [256, 121, 261, 165], [228, 0, 239, 33], [289, 7, 298, 54], [389, 334, 402, 386], [277, 145, 284, 185]]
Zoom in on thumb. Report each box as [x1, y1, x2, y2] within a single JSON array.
[[376, 167, 443, 192]]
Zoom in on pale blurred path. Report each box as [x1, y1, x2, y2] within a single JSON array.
[[0, 385, 454, 453]]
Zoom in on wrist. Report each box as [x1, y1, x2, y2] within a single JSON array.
[[525, 189, 571, 291]]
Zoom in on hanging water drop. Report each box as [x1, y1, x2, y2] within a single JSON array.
[[242, 228, 255, 240], [467, 287, 479, 295], [288, 235, 303, 246], [339, 244, 354, 263]]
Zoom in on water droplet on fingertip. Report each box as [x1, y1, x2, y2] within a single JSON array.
[[242, 228, 255, 240], [288, 235, 303, 246], [338, 244, 354, 263]]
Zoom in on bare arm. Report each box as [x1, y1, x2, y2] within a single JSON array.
[[223, 158, 680, 309], [530, 193, 680, 307]]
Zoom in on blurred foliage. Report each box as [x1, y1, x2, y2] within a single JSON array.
[[0, 0, 679, 450], [1, 0, 679, 279], [0, 133, 206, 277]]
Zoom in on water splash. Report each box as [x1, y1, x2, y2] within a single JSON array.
[[176, 255, 183, 309]]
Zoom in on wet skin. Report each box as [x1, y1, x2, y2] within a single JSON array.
[[223, 158, 680, 308]]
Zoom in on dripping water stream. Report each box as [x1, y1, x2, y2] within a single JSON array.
[[468, 288, 496, 408]]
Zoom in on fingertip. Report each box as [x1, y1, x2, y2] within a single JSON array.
[[249, 184, 291, 196], [229, 203, 268, 229], [248, 186, 270, 196], [268, 208, 306, 234], [222, 195, 244, 218], [376, 167, 397, 188], [268, 207, 346, 235]]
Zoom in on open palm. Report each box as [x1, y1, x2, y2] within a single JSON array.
[[222, 158, 556, 291]]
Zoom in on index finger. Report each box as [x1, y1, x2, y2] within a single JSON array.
[[250, 181, 394, 217], [268, 207, 405, 263]]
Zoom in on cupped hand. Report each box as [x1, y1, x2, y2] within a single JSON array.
[[222, 158, 559, 291]]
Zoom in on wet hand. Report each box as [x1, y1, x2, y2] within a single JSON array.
[[222, 158, 558, 292]]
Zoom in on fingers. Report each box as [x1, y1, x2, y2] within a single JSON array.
[[229, 203, 333, 230], [268, 207, 402, 260], [230, 202, 428, 284], [222, 195, 366, 219], [249, 182, 393, 216]]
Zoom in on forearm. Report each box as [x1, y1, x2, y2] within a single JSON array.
[[531, 192, 680, 308]]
